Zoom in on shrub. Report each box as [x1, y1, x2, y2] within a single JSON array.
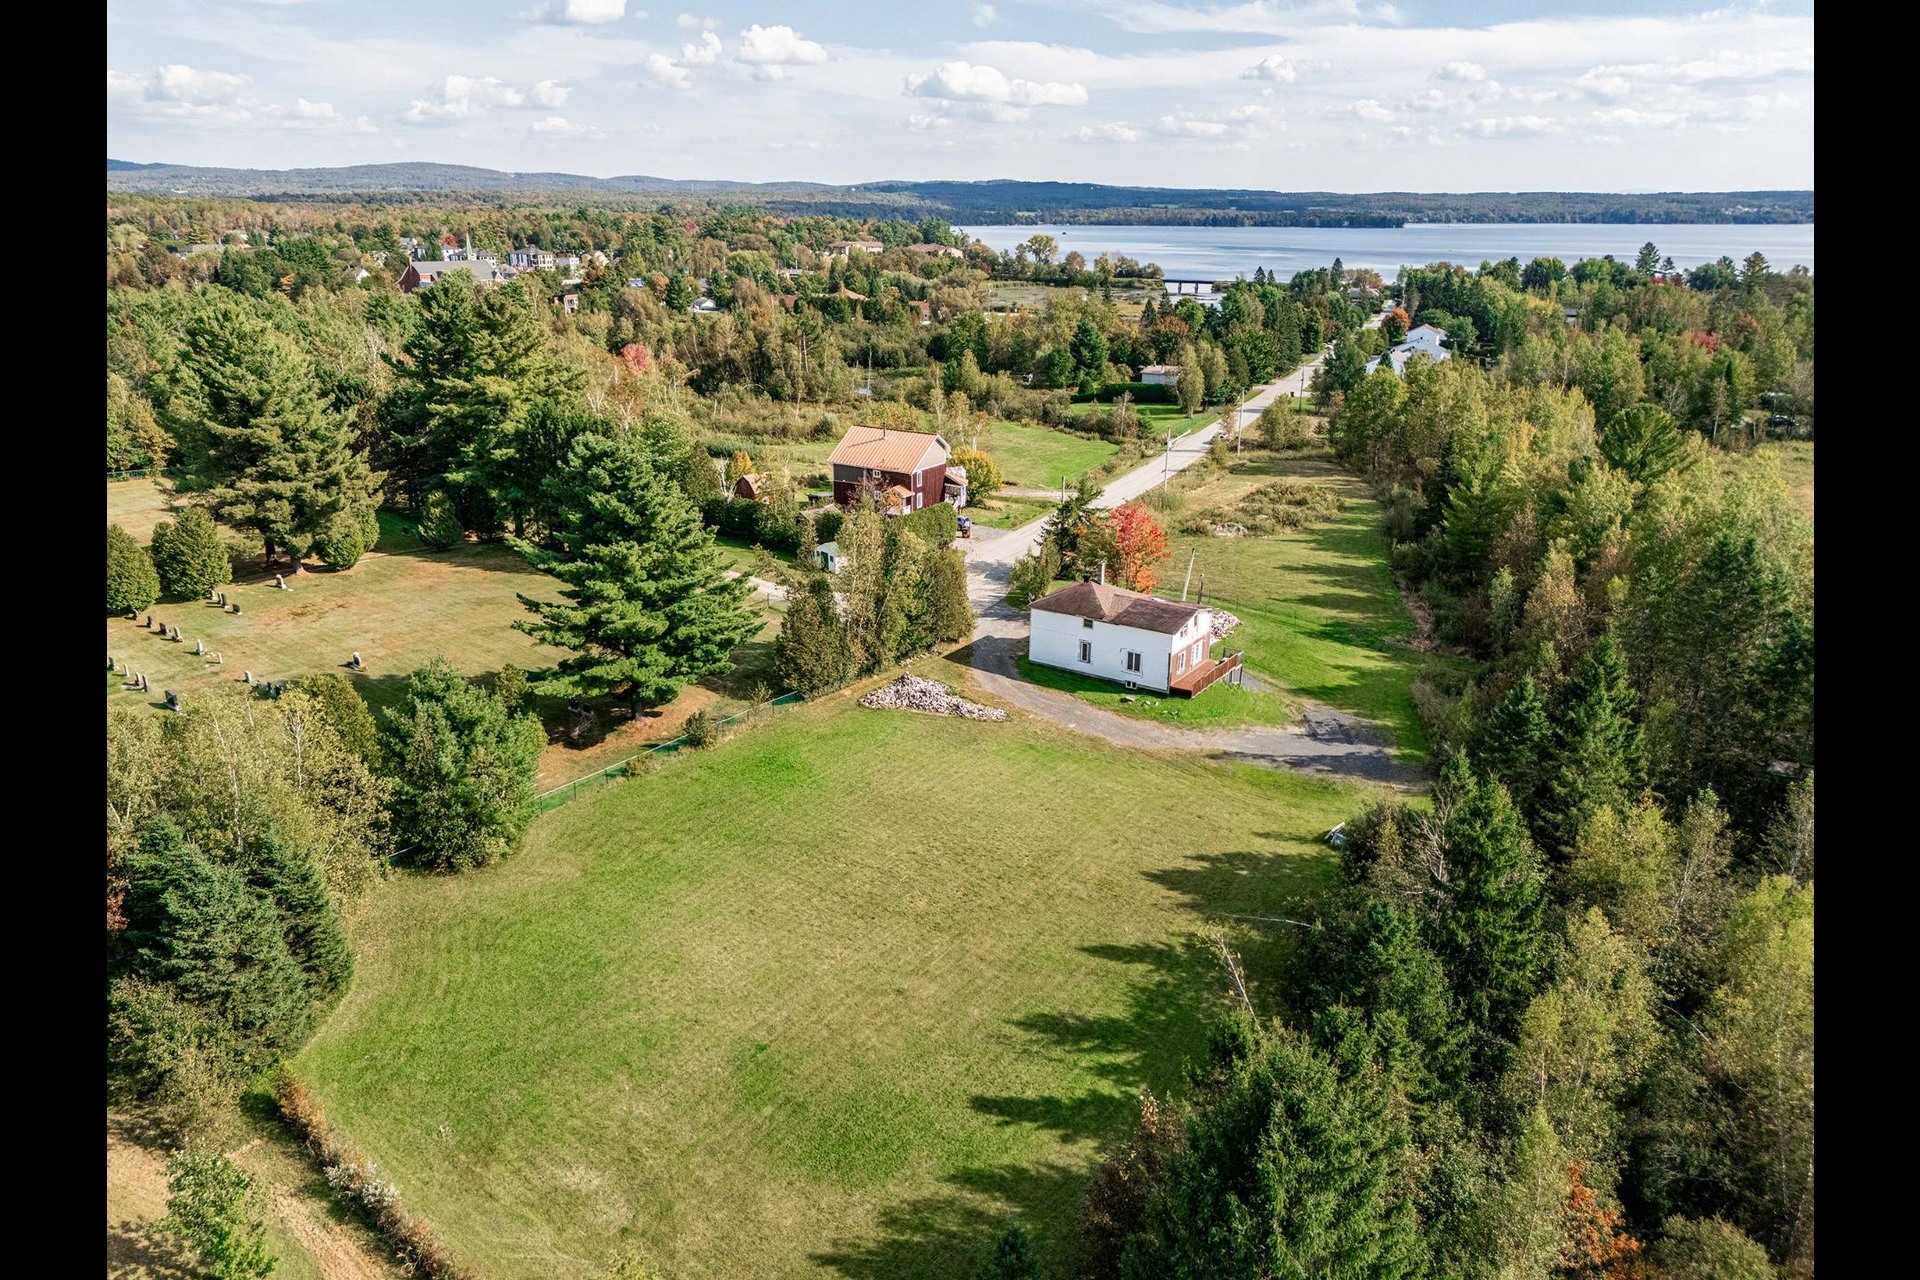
[[1233, 480, 1344, 532], [494, 665, 530, 717], [359, 506, 382, 552], [680, 708, 721, 749], [1257, 402, 1311, 451], [814, 508, 844, 544], [898, 501, 958, 547], [1008, 541, 1062, 609], [149, 507, 232, 600], [314, 511, 367, 570], [107, 523, 161, 613], [416, 491, 466, 550], [156, 1143, 276, 1280]]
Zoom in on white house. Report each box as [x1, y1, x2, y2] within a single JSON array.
[[1027, 581, 1237, 696], [816, 540, 847, 573], [1139, 365, 1181, 386], [1365, 324, 1451, 377]]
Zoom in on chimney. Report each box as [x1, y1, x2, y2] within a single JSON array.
[[1099, 560, 1107, 585]]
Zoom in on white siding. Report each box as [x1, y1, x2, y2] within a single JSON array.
[[1028, 604, 1213, 694]]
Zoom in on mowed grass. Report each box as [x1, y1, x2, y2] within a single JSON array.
[[979, 421, 1116, 490], [967, 495, 1058, 531], [108, 477, 177, 542], [105, 479, 782, 791], [1013, 654, 1296, 730], [295, 672, 1372, 1280]]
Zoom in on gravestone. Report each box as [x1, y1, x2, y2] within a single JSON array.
[[350, 651, 362, 671], [194, 639, 204, 655], [214, 652, 223, 665], [139, 674, 150, 692], [218, 592, 228, 607], [165, 690, 181, 711], [275, 574, 287, 590], [244, 670, 254, 685], [231, 604, 242, 615], [143, 615, 153, 630], [169, 626, 181, 642]]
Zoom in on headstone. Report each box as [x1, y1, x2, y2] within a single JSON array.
[[165, 690, 181, 711], [350, 651, 362, 671], [143, 615, 153, 630], [244, 670, 254, 685], [108, 655, 116, 672], [275, 574, 287, 590], [218, 592, 228, 607], [231, 604, 242, 615], [194, 639, 204, 655], [214, 652, 224, 665], [169, 625, 182, 642], [139, 674, 150, 692]]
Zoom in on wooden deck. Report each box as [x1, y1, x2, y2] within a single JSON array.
[[1169, 651, 1243, 697]]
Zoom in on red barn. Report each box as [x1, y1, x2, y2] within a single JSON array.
[[827, 426, 950, 514]]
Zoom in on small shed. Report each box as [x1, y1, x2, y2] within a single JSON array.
[[816, 541, 846, 573]]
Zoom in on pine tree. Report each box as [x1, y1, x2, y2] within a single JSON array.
[[313, 510, 366, 570], [976, 1225, 1039, 1280], [415, 489, 466, 550], [774, 577, 855, 696], [107, 522, 161, 613], [1123, 1018, 1425, 1279], [1475, 676, 1551, 828], [1070, 317, 1109, 384], [238, 829, 352, 998], [1539, 630, 1644, 858], [149, 507, 231, 600], [513, 434, 758, 708], [1429, 759, 1550, 1072], [172, 295, 382, 566], [1323, 901, 1467, 1100]]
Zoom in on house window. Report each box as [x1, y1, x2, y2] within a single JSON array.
[[1175, 652, 1187, 674], [1125, 651, 1142, 673], [1079, 640, 1092, 663], [1082, 617, 1094, 629]]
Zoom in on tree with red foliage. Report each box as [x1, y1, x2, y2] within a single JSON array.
[[1559, 1160, 1647, 1280], [1384, 306, 1410, 343], [619, 343, 653, 374], [1111, 502, 1170, 594]]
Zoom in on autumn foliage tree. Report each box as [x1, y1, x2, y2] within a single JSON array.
[[1110, 502, 1170, 593]]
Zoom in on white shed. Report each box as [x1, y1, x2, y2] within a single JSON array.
[[1027, 581, 1217, 695], [1139, 365, 1181, 386], [816, 540, 847, 574]]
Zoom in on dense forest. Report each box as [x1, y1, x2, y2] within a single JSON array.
[[107, 192, 1811, 1279], [105, 163, 1815, 225]]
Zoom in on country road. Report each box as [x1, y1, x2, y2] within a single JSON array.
[[953, 314, 1427, 789]]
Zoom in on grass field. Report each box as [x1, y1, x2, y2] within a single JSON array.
[[294, 661, 1375, 1280], [1012, 654, 1295, 729], [106, 479, 784, 792], [1758, 439, 1814, 517], [1015, 447, 1447, 756], [967, 495, 1058, 531], [1066, 402, 1209, 437], [979, 421, 1117, 490]]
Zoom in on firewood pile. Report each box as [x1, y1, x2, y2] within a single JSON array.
[[1208, 609, 1242, 642], [860, 674, 1007, 721]]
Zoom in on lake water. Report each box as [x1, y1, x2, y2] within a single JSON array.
[[956, 222, 1814, 280]]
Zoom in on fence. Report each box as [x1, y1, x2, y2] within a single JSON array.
[[107, 466, 182, 482], [533, 691, 807, 812]]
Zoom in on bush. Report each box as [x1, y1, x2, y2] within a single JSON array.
[[359, 506, 382, 552], [1076, 381, 1175, 405], [314, 511, 367, 570], [814, 508, 844, 544], [107, 523, 161, 613], [898, 501, 958, 547], [1008, 541, 1062, 609], [680, 708, 721, 749], [156, 1143, 276, 1280], [701, 496, 802, 554], [1257, 402, 1311, 451], [494, 665, 530, 717], [416, 491, 466, 550], [149, 507, 232, 600]]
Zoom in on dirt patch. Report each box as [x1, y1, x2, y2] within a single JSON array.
[[268, 1185, 396, 1280]]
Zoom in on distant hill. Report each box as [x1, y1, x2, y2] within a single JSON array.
[[104, 161, 1814, 225]]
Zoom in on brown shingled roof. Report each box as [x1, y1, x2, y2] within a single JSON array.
[[1028, 581, 1205, 635], [827, 426, 949, 474]]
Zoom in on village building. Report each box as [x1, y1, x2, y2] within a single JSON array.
[[815, 541, 847, 573], [904, 242, 964, 259], [826, 426, 956, 514], [400, 258, 505, 292], [1365, 323, 1451, 377], [1026, 581, 1242, 697], [1139, 364, 1181, 386], [826, 239, 885, 257]]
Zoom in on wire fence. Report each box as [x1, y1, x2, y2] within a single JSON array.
[[107, 466, 182, 482], [533, 691, 807, 812]]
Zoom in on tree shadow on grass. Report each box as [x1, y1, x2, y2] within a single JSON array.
[[811, 1160, 1092, 1280], [107, 1220, 194, 1279]]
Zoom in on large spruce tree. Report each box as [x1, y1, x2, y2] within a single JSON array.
[[170, 296, 381, 567], [1475, 675, 1551, 830], [513, 433, 757, 709], [108, 523, 161, 613], [1539, 630, 1644, 857], [149, 507, 232, 600], [774, 576, 855, 697]]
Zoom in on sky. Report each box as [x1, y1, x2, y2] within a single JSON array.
[[105, 0, 1814, 191]]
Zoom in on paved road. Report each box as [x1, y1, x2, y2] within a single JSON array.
[[956, 320, 1427, 789]]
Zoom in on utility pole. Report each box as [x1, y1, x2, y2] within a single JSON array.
[[1163, 429, 1172, 485], [1181, 550, 1196, 602]]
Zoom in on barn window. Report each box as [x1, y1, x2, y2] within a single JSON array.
[[1079, 640, 1092, 663], [1082, 617, 1094, 629], [1125, 651, 1142, 673]]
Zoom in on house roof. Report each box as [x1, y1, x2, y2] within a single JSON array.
[[1139, 364, 1180, 375], [827, 426, 949, 474], [817, 540, 841, 556], [1028, 581, 1207, 635], [409, 259, 501, 282], [905, 243, 963, 256]]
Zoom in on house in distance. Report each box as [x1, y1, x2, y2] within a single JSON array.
[[826, 425, 965, 514], [1027, 581, 1243, 697]]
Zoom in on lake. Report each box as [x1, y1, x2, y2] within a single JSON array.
[[955, 222, 1814, 280]]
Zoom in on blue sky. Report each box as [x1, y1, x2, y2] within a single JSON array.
[[106, 1, 1814, 190]]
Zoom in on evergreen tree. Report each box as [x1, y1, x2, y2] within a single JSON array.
[[927, 548, 974, 644], [293, 673, 380, 765], [108, 522, 161, 613], [774, 577, 855, 696], [1429, 759, 1550, 1072], [1474, 676, 1551, 828], [1123, 1018, 1425, 1280], [415, 489, 466, 550], [1600, 403, 1689, 491], [1070, 317, 1109, 384], [149, 507, 231, 600], [312, 510, 366, 570], [380, 658, 544, 871], [975, 1226, 1039, 1280], [170, 295, 381, 566], [238, 828, 352, 998], [1539, 630, 1644, 858], [1319, 901, 1467, 1100], [837, 504, 887, 670], [513, 434, 758, 709]]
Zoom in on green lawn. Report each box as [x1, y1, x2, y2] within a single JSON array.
[[294, 668, 1375, 1280], [978, 421, 1117, 490], [1012, 654, 1295, 730], [967, 495, 1058, 530]]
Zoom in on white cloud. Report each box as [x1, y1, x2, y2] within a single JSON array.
[[1157, 114, 1228, 137], [905, 61, 1087, 107], [1073, 121, 1142, 143], [1228, 103, 1276, 124], [737, 24, 829, 69], [269, 98, 378, 132], [107, 70, 148, 97], [676, 11, 714, 28], [527, 0, 627, 23], [403, 75, 526, 121], [294, 97, 341, 119], [1465, 114, 1558, 136], [1435, 60, 1487, 82], [1100, 0, 1406, 36], [154, 64, 252, 103], [907, 112, 953, 131], [681, 30, 722, 64], [643, 52, 692, 89], [1588, 106, 1684, 130], [1242, 54, 1295, 82], [531, 115, 604, 137], [973, 3, 999, 25], [1350, 98, 1394, 123], [531, 80, 570, 107]]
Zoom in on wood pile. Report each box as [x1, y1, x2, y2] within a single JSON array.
[[1208, 609, 1242, 642], [860, 674, 1007, 721]]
